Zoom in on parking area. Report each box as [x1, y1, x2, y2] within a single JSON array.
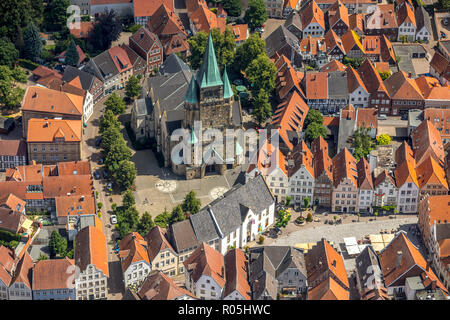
[[435, 12, 450, 41]]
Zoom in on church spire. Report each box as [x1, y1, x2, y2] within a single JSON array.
[[222, 66, 233, 99], [196, 32, 223, 89], [185, 75, 199, 104]]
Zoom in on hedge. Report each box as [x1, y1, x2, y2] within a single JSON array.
[[18, 59, 39, 70], [0, 230, 21, 242]]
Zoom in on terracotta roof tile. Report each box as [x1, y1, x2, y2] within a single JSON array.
[[32, 258, 75, 290], [358, 58, 389, 97], [224, 249, 251, 300], [357, 108, 378, 129], [134, 0, 173, 17], [288, 141, 314, 178], [119, 232, 150, 272], [308, 276, 349, 300], [397, 2, 416, 28], [384, 70, 424, 100], [148, 5, 187, 37], [22, 86, 83, 116], [274, 54, 305, 100], [108, 46, 133, 74], [416, 156, 448, 190], [365, 4, 398, 31], [394, 159, 418, 188], [27, 119, 82, 143], [55, 195, 96, 218], [332, 148, 358, 188], [57, 45, 86, 65], [327, 1, 349, 29], [183, 242, 226, 288], [430, 51, 449, 76], [0, 140, 26, 157], [304, 72, 328, 99], [0, 193, 26, 212], [341, 30, 364, 54], [374, 169, 396, 188], [300, 0, 325, 30], [348, 13, 364, 32], [423, 108, 450, 140], [299, 36, 326, 56], [75, 225, 109, 277], [11, 251, 33, 289], [415, 76, 450, 100], [247, 139, 288, 177], [271, 91, 309, 150], [347, 66, 368, 94], [411, 120, 445, 167], [189, 2, 226, 34], [69, 21, 94, 39], [320, 59, 347, 72], [145, 226, 176, 262], [357, 158, 374, 189], [138, 270, 196, 300], [230, 24, 248, 43], [324, 29, 345, 55]]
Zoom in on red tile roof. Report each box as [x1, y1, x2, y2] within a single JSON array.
[[324, 29, 345, 55], [69, 21, 94, 39], [32, 258, 75, 290], [75, 225, 109, 277], [356, 108, 378, 129], [423, 108, 450, 140], [384, 71, 424, 101], [411, 120, 445, 167], [247, 139, 288, 177], [304, 72, 328, 99], [274, 54, 305, 100], [396, 2, 416, 28], [230, 24, 248, 43], [183, 242, 226, 288], [148, 5, 187, 37], [327, 1, 349, 29], [145, 226, 176, 262], [119, 232, 150, 272], [341, 30, 364, 54], [308, 276, 349, 300], [57, 45, 86, 65], [358, 58, 389, 97], [320, 59, 347, 72], [138, 270, 196, 300], [416, 156, 448, 190], [133, 0, 173, 17], [27, 119, 82, 143], [415, 76, 450, 101], [347, 66, 367, 94], [365, 4, 398, 31], [22, 86, 83, 116], [0, 140, 26, 157], [332, 148, 358, 188], [271, 91, 309, 150], [300, 0, 325, 30], [55, 194, 96, 219], [224, 249, 251, 300], [190, 2, 226, 33], [108, 46, 133, 74], [357, 158, 374, 190], [11, 251, 33, 289]]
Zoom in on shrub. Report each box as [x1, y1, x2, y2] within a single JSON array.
[[258, 235, 265, 244], [97, 202, 103, 209], [98, 211, 102, 218], [285, 196, 292, 206], [306, 213, 313, 222], [18, 58, 39, 70]]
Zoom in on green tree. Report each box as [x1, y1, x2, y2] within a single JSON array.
[[105, 141, 132, 172], [182, 191, 201, 214], [99, 109, 121, 133], [187, 28, 236, 70], [23, 21, 42, 62], [440, 0, 450, 9], [0, 0, 42, 41], [137, 211, 154, 237], [234, 33, 265, 72], [154, 208, 171, 228], [112, 160, 137, 190], [376, 134, 391, 145], [49, 230, 67, 258], [170, 205, 186, 224], [352, 127, 375, 161], [101, 126, 122, 154], [65, 39, 79, 66], [118, 221, 131, 239], [0, 66, 26, 109], [378, 70, 391, 81], [122, 189, 136, 210], [305, 109, 324, 127], [252, 88, 272, 125], [244, 0, 268, 31], [275, 209, 291, 228], [44, 0, 70, 31], [125, 75, 142, 101], [342, 56, 364, 69], [66, 248, 74, 259], [245, 54, 277, 95], [0, 38, 19, 68], [305, 122, 327, 142], [104, 92, 126, 115], [223, 0, 243, 16], [285, 196, 292, 206], [304, 197, 310, 208], [88, 9, 122, 51]]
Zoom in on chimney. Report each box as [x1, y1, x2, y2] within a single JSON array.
[[395, 251, 403, 268], [426, 258, 431, 272]]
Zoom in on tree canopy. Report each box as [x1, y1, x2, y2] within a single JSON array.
[[305, 109, 324, 127], [137, 211, 154, 237], [244, 0, 268, 31], [23, 21, 42, 62], [376, 134, 391, 146], [88, 9, 122, 51], [182, 190, 201, 215], [305, 122, 328, 142], [112, 160, 137, 191], [252, 88, 272, 125], [0, 65, 27, 110], [353, 127, 375, 161], [65, 39, 79, 66], [234, 33, 265, 72], [99, 109, 121, 134], [222, 0, 243, 17], [0, 38, 19, 68], [245, 53, 277, 95], [49, 230, 67, 258], [44, 0, 70, 32], [125, 75, 142, 101], [104, 92, 126, 115]]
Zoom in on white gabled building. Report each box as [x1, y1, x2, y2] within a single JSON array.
[[223, 249, 251, 300], [356, 158, 374, 213], [347, 66, 369, 108], [372, 170, 398, 207], [287, 141, 315, 207], [190, 175, 276, 255], [397, 4, 417, 42], [183, 242, 225, 300], [300, 0, 326, 38], [394, 142, 419, 214], [118, 232, 151, 289], [414, 6, 432, 42]]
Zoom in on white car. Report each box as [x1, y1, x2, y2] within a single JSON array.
[[110, 215, 118, 224]]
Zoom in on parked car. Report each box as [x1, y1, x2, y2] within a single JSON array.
[[441, 32, 447, 39], [98, 158, 104, 165], [107, 182, 113, 189], [110, 215, 117, 224], [103, 169, 109, 178], [95, 137, 102, 147], [93, 171, 100, 179]]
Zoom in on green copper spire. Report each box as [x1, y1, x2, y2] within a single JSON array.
[[190, 130, 198, 144], [222, 66, 233, 99], [185, 75, 199, 104], [196, 32, 223, 89]]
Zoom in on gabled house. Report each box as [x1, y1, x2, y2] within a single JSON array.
[[373, 170, 398, 207], [349, 13, 364, 36], [299, 36, 328, 67], [287, 141, 315, 206], [273, 54, 305, 101], [69, 21, 94, 39], [429, 51, 450, 86], [188, 0, 226, 34], [82, 50, 120, 96], [347, 66, 369, 108], [414, 6, 432, 42], [270, 91, 309, 152], [324, 29, 346, 61], [0, 207, 26, 234], [357, 158, 374, 213], [284, 11, 302, 39], [133, 0, 173, 26], [357, 58, 391, 113], [192, 175, 275, 253], [0, 246, 16, 300], [380, 34, 397, 65], [320, 59, 346, 72], [331, 148, 358, 213], [8, 252, 33, 300], [62, 66, 104, 104], [129, 26, 163, 73], [394, 142, 419, 213], [341, 29, 365, 59], [312, 137, 333, 208], [411, 120, 445, 168], [230, 24, 249, 46], [300, 0, 325, 38], [327, 1, 349, 36], [423, 108, 450, 145], [306, 239, 349, 299], [56, 45, 87, 66], [265, 25, 303, 67], [415, 77, 450, 109], [396, 2, 416, 42], [223, 249, 251, 300], [74, 225, 109, 300], [119, 232, 151, 288], [384, 71, 424, 116], [416, 156, 448, 198], [183, 242, 225, 300], [249, 246, 308, 299], [32, 258, 76, 300], [355, 245, 389, 300], [147, 5, 189, 58], [119, 44, 147, 77], [379, 231, 448, 297], [146, 226, 178, 277], [138, 270, 196, 300], [108, 45, 133, 89], [167, 219, 199, 275]]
